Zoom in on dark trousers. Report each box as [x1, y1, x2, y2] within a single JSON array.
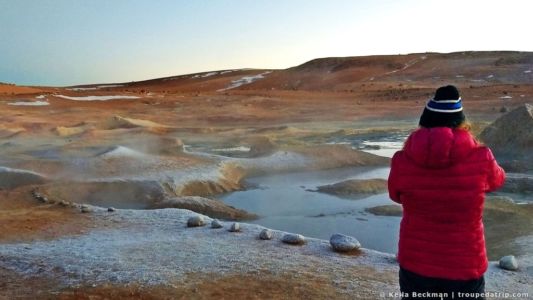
[[399, 267, 485, 300]]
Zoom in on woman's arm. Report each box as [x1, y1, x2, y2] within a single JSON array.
[[388, 152, 402, 203], [486, 149, 506, 192]]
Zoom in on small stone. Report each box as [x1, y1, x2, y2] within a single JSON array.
[[229, 222, 241, 232], [211, 219, 223, 229], [59, 200, 69, 207], [282, 233, 305, 245], [107, 207, 116, 212], [80, 205, 93, 213], [259, 229, 273, 240], [330, 233, 361, 252], [36, 195, 48, 203], [187, 216, 205, 227], [499, 255, 518, 271]]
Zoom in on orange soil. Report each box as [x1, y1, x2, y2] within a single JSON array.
[[0, 83, 50, 95], [0, 187, 95, 244], [1, 268, 395, 300], [1, 85, 531, 135]]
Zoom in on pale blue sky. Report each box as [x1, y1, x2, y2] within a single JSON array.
[[1, 0, 532, 86]]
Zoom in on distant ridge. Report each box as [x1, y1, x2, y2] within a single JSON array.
[[3, 51, 532, 94]]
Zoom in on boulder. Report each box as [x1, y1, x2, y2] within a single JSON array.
[[282, 233, 305, 245], [211, 219, 223, 229], [80, 205, 93, 213], [499, 255, 518, 271], [187, 216, 206, 227], [330, 234, 361, 252], [479, 104, 533, 170], [229, 222, 241, 232], [259, 229, 273, 240]]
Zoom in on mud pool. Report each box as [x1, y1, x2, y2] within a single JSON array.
[[222, 166, 402, 254], [219, 135, 404, 254]]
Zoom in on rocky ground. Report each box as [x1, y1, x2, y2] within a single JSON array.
[[1, 207, 531, 299]]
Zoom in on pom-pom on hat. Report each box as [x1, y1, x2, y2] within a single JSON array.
[[419, 85, 466, 128]]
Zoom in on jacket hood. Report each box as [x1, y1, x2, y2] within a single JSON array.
[[403, 127, 478, 168]]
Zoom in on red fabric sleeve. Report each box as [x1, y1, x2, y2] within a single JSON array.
[[388, 152, 402, 203], [486, 157, 506, 192], [484, 148, 505, 192]]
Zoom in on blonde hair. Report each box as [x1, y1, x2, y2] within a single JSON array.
[[456, 120, 484, 145], [456, 121, 472, 131]]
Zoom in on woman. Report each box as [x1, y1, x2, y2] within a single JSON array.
[[388, 85, 505, 299]]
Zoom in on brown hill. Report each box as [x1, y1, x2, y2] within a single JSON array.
[[242, 51, 533, 91], [64, 51, 533, 94], [0, 83, 50, 95]]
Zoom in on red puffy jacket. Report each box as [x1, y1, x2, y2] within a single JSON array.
[[388, 127, 505, 280]]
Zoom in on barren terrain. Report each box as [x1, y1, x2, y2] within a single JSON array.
[[1, 51, 532, 298]]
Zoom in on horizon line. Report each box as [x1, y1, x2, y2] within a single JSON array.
[[2, 49, 530, 88]]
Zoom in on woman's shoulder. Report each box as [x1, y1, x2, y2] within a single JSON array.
[[468, 144, 497, 162]]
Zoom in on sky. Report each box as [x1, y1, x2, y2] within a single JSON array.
[[1, 0, 532, 86]]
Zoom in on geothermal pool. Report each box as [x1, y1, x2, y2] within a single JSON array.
[[221, 136, 405, 254], [221, 166, 401, 254]]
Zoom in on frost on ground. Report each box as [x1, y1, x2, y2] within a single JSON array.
[[191, 72, 218, 78], [0, 208, 397, 297], [217, 71, 272, 91], [7, 100, 49, 106], [54, 95, 140, 101], [66, 84, 124, 91], [212, 146, 251, 152], [0, 208, 530, 297]]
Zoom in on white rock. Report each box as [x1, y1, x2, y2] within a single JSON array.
[[80, 205, 93, 213], [187, 216, 206, 227], [229, 222, 241, 232], [282, 233, 305, 245], [211, 219, 223, 229], [329, 233, 361, 252], [499, 255, 518, 271], [259, 229, 273, 240]]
